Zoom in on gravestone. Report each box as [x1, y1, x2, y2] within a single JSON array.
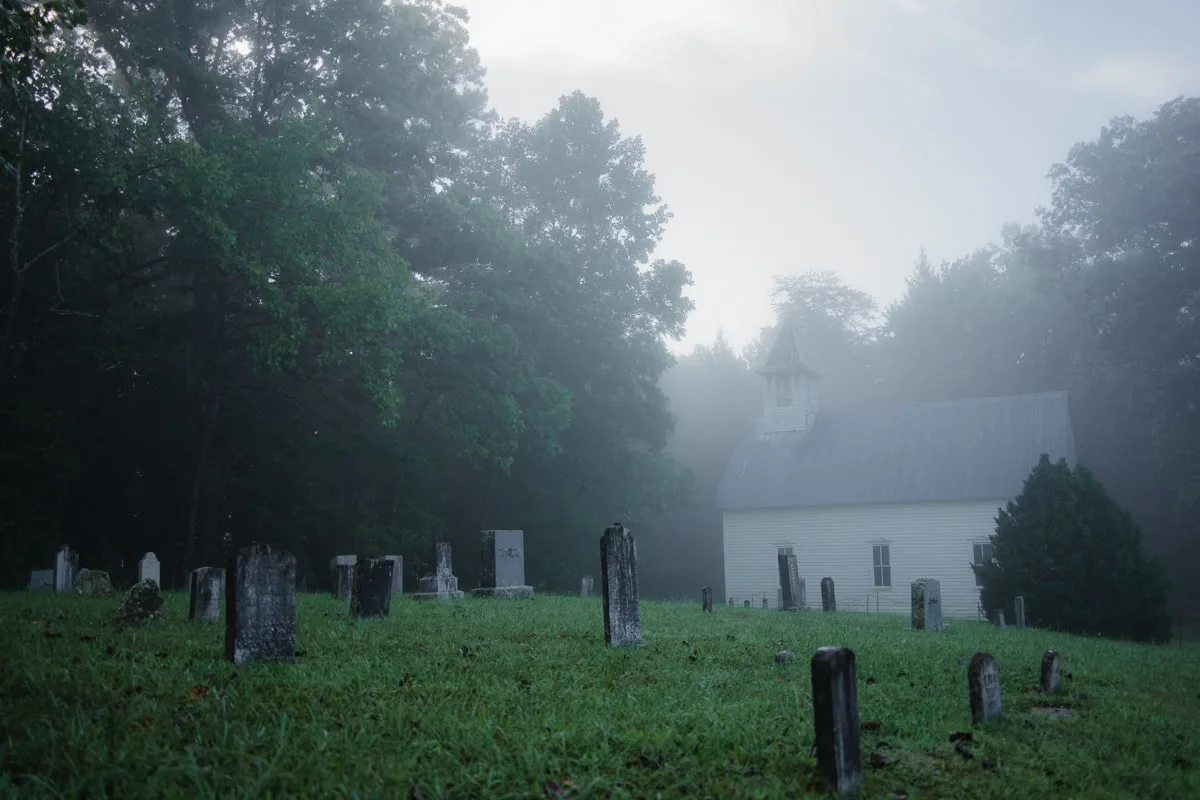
[[412, 542, 465, 600], [330, 555, 356, 600], [350, 557, 394, 618], [762, 597, 768, 609], [810, 646, 864, 794], [114, 579, 165, 627], [1013, 596, 1026, 628], [1039, 650, 1061, 693], [54, 545, 78, 593], [472, 529, 534, 599], [778, 553, 803, 610], [744, 599, 751, 608], [383, 555, 403, 595], [600, 523, 643, 647], [702, 586, 713, 613], [74, 569, 114, 596], [581, 575, 594, 597], [138, 552, 161, 587], [189, 567, 225, 622], [993, 609, 1006, 629], [28, 568, 54, 590], [967, 652, 1003, 724], [225, 544, 296, 664], [821, 577, 836, 612], [911, 578, 942, 631]]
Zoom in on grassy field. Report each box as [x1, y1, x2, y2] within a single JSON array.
[[1, 592, 1198, 799]]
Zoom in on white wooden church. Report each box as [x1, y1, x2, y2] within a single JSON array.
[[717, 325, 1077, 618]]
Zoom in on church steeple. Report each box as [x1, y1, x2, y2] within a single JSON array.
[[756, 324, 820, 434]]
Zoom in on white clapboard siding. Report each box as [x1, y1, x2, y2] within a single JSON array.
[[723, 500, 1006, 619]]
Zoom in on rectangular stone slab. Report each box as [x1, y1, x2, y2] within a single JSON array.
[[601, 523, 643, 647], [225, 545, 296, 664], [189, 567, 225, 622], [811, 646, 863, 794]]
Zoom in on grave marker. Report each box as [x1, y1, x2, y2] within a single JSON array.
[[350, 557, 394, 618], [967, 652, 1002, 724], [581, 575, 594, 597], [821, 577, 836, 612], [330, 555, 356, 600], [28, 568, 54, 591], [412, 542, 465, 600], [189, 567, 225, 622], [810, 646, 863, 794], [383, 555, 403, 595], [54, 545, 77, 593], [1040, 650, 1061, 693], [993, 609, 1006, 629], [138, 552, 161, 587], [472, 529, 534, 599], [744, 599, 750, 608], [778, 553, 803, 610], [1013, 596, 1026, 628], [911, 578, 942, 630], [761, 597, 768, 609], [600, 523, 643, 647], [702, 586, 713, 613], [225, 545, 296, 664]]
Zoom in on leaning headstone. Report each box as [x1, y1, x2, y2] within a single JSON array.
[[702, 586, 713, 612], [189, 567, 225, 622], [821, 577, 836, 612], [967, 652, 1003, 724], [911, 578, 942, 631], [74, 569, 114, 597], [472, 529, 534, 599], [1013, 596, 1026, 628], [600, 523, 643, 647], [810, 646, 864, 794], [1039, 650, 1061, 693], [993, 609, 1006, 629], [382, 555, 403, 595], [226, 544, 296, 664], [350, 557, 394, 618], [330, 555, 356, 600], [411, 542, 465, 600], [54, 545, 78, 593], [778, 553, 803, 610], [29, 568, 54, 591], [113, 579, 164, 627], [581, 575, 594, 597], [138, 552, 161, 587]]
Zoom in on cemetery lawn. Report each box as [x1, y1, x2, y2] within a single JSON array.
[[2, 595, 1199, 800]]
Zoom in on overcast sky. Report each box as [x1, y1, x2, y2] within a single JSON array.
[[457, 0, 1200, 355]]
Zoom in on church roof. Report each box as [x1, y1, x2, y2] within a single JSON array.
[[757, 325, 819, 377], [716, 390, 1076, 510]]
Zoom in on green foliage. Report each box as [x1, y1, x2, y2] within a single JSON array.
[[975, 454, 1172, 643]]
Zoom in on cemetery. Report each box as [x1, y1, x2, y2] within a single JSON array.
[[2, 530, 1198, 798]]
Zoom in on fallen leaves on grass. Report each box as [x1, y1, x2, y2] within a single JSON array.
[[188, 685, 209, 702], [862, 720, 882, 731]]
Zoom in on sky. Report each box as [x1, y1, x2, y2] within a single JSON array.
[[455, 0, 1200, 356]]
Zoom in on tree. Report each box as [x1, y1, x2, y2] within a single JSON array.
[[974, 454, 1171, 643]]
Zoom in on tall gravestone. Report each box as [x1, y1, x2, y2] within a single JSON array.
[[383, 555, 403, 595], [820, 577, 836, 612], [138, 552, 161, 587], [810, 646, 863, 795], [189, 567, 225, 622], [412, 542, 465, 600], [993, 609, 1007, 629], [600, 523, 643, 647], [911, 578, 942, 631], [778, 554, 803, 610], [330, 555, 356, 600], [1039, 650, 1061, 693], [350, 558, 394, 618], [581, 575, 594, 597], [225, 545, 296, 664], [701, 586, 713, 613], [54, 545, 78, 593], [472, 529, 534, 599], [1013, 596, 1026, 628], [967, 652, 1002, 724]]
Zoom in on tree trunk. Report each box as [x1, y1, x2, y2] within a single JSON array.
[[181, 391, 220, 583]]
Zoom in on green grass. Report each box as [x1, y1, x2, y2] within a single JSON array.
[[2, 593, 1198, 799]]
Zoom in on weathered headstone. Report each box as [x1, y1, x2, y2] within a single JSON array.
[[383, 555, 403, 595], [762, 597, 768, 609], [350, 557, 394, 618], [114, 579, 164, 627], [472, 529, 534, 599], [820, 577, 836, 612], [600, 523, 643, 647], [330, 555, 356, 600], [911, 578, 942, 631], [1013, 596, 1026, 628], [225, 544, 296, 664], [581, 575, 594, 597], [993, 609, 1006, 629], [28, 568, 54, 590], [702, 586, 713, 612], [54, 545, 77, 593], [967, 652, 1003, 724], [1039, 650, 1061, 693], [412, 542, 465, 600], [138, 552, 161, 587], [778, 553, 803, 610], [74, 569, 114, 596], [744, 599, 751, 608], [189, 567, 225, 622], [810, 646, 863, 795]]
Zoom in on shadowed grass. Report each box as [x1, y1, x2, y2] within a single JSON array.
[[1, 592, 1198, 798]]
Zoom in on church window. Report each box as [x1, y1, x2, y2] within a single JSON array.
[[775, 375, 793, 406], [972, 542, 993, 587], [872, 544, 891, 587]]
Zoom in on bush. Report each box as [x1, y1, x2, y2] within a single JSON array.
[[974, 454, 1172, 643]]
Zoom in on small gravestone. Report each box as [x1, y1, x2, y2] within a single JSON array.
[[1013, 596, 1026, 628], [138, 552, 161, 587], [702, 586, 713, 612], [412, 542, 465, 600], [744, 599, 751, 608], [993, 609, 1006, 629], [54, 545, 78, 593], [761, 597, 768, 609], [821, 577, 836, 612], [600, 523, 643, 647], [350, 557, 394, 618], [114, 579, 164, 627], [29, 568, 54, 591], [472, 529, 533, 599], [383, 555, 403, 594], [911, 578, 942, 631], [1040, 650, 1061, 693], [967, 652, 1003, 724], [810, 646, 863, 794], [74, 569, 114, 596], [330, 555, 356, 600], [727, 597, 732, 606], [581, 575, 594, 597], [225, 544, 296, 664], [189, 567, 225, 622]]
